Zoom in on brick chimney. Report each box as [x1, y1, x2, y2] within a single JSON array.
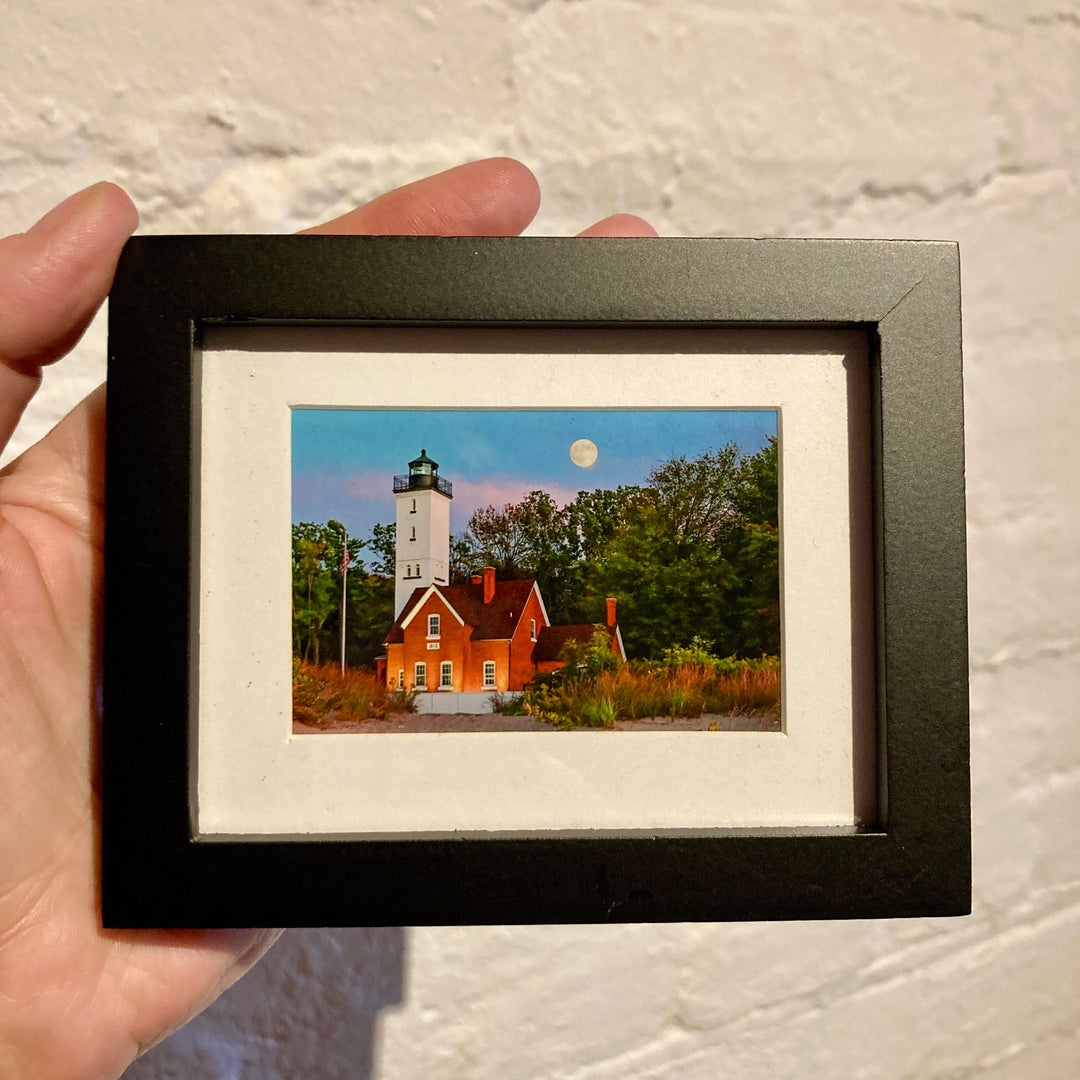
[[606, 597, 617, 628], [483, 566, 496, 604], [470, 574, 482, 585]]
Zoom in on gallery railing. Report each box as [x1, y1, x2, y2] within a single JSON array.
[[393, 474, 453, 498]]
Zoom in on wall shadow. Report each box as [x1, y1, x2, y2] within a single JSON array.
[[123, 926, 407, 1079]]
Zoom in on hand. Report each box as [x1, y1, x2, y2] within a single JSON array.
[[0, 159, 655, 1080]]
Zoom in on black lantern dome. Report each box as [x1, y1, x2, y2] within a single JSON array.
[[409, 449, 438, 475], [394, 449, 452, 497]]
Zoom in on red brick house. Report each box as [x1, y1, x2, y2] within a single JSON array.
[[380, 566, 625, 693], [375, 450, 625, 695]]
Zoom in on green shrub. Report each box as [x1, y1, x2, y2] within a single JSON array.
[[659, 635, 719, 669], [489, 691, 527, 715], [556, 630, 622, 680], [386, 687, 419, 713]]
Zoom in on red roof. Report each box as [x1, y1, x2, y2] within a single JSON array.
[[531, 623, 614, 663], [385, 579, 540, 644]]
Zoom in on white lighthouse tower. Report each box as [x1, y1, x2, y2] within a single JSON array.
[[393, 449, 453, 616]]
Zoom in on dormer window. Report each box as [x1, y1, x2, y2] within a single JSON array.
[[428, 614, 440, 638]]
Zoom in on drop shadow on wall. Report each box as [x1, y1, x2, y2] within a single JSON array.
[[123, 927, 407, 1080]]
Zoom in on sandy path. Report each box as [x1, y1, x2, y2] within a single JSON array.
[[293, 711, 779, 734]]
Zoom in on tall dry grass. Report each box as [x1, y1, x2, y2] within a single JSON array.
[[293, 659, 417, 725], [525, 658, 780, 729]]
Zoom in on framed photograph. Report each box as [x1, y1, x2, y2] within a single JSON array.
[[103, 235, 969, 926]]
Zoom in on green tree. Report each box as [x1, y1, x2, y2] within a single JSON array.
[[291, 519, 363, 665], [734, 436, 778, 526], [582, 504, 742, 659], [366, 522, 396, 577], [450, 532, 483, 582], [725, 437, 780, 654], [463, 490, 568, 578], [340, 571, 396, 667], [451, 441, 781, 662], [564, 485, 648, 561], [462, 491, 579, 614], [646, 443, 743, 543]]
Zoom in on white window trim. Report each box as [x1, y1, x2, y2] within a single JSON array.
[[482, 660, 496, 688], [439, 661, 453, 688], [428, 614, 440, 638], [414, 661, 427, 688]]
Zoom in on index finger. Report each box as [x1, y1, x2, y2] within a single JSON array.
[[0, 182, 138, 452], [300, 158, 541, 237]]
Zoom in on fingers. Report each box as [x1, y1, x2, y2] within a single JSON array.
[[0, 166, 652, 457], [0, 183, 138, 451], [577, 213, 658, 238], [300, 157, 541, 237]]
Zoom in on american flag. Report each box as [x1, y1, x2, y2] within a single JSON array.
[[340, 547, 350, 575]]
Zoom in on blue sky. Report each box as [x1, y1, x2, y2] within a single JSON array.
[[292, 409, 777, 542]]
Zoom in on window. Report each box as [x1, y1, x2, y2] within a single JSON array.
[[410, 498, 416, 513], [440, 661, 453, 688], [410, 526, 416, 541], [397, 669, 404, 689], [483, 661, 496, 688], [414, 662, 426, 688], [530, 618, 537, 641], [428, 614, 440, 637]]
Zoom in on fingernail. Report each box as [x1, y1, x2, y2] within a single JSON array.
[[28, 181, 110, 236]]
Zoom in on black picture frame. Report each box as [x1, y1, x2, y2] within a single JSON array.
[[103, 235, 968, 927]]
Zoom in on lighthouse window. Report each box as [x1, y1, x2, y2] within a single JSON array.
[[410, 526, 416, 541], [428, 614, 440, 637], [411, 498, 416, 513], [414, 662, 426, 688]]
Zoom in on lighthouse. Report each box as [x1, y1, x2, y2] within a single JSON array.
[[393, 449, 453, 616]]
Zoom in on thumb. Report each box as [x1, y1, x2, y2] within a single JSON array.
[[0, 183, 138, 450]]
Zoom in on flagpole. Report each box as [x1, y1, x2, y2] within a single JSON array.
[[340, 543, 348, 675]]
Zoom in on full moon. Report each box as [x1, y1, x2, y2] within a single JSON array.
[[569, 438, 598, 468]]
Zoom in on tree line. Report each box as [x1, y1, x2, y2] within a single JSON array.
[[292, 439, 779, 667]]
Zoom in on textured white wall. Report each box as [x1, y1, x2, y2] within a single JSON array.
[[3, 0, 1078, 1077]]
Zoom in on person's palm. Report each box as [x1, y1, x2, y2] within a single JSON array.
[[0, 160, 654, 1080]]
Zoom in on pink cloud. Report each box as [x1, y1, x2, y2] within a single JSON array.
[[292, 470, 354, 503], [341, 471, 393, 500], [338, 471, 584, 513], [453, 476, 581, 511], [334, 470, 587, 531]]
